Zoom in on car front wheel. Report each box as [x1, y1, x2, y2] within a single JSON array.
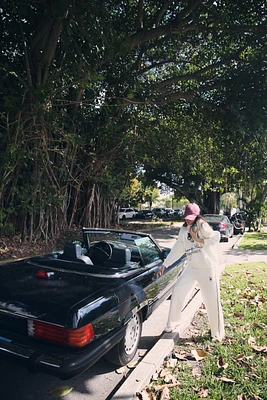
[[105, 311, 142, 366]]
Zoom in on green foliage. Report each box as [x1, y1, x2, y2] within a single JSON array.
[[220, 192, 237, 211], [238, 231, 267, 250], [0, 0, 266, 237]]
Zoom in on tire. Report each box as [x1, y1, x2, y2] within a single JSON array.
[[233, 219, 243, 234], [105, 311, 142, 366]]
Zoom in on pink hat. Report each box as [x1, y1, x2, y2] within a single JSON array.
[[183, 203, 200, 220]]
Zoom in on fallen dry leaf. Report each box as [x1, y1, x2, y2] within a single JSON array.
[[127, 360, 139, 369], [235, 353, 245, 360], [234, 312, 244, 318], [198, 309, 207, 314], [138, 349, 148, 357], [151, 372, 159, 381], [159, 385, 170, 400], [134, 388, 156, 400], [197, 386, 209, 398], [159, 367, 172, 378], [173, 351, 195, 361], [249, 394, 263, 400], [163, 373, 177, 384], [47, 386, 73, 398], [250, 373, 262, 380], [166, 358, 177, 368], [248, 336, 256, 345], [217, 356, 228, 370], [191, 348, 209, 361], [252, 322, 267, 329], [216, 376, 236, 383], [250, 344, 267, 353], [116, 366, 128, 374]]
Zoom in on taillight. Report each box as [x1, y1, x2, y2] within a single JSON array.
[[28, 320, 94, 347], [219, 223, 227, 229], [36, 270, 55, 279]]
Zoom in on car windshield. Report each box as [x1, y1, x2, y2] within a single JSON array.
[[86, 230, 162, 266], [53, 229, 162, 269]]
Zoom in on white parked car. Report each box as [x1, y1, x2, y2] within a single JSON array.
[[118, 208, 137, 220]]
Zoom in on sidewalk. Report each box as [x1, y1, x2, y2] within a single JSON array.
[[111, 236, 267, 400]]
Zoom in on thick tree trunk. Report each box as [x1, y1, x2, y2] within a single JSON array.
[[203, 189, 221, 214]]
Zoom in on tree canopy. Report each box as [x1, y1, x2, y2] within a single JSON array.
[[0, 0, 266, 239]]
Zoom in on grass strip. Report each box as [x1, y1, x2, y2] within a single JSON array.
[[238, 231, 267, 251]]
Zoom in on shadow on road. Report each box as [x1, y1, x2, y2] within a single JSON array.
[[148, 226, 181, 248]]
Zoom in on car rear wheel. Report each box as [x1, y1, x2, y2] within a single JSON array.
[[233, 219, 243, 234], [105, 311, 142, 366]]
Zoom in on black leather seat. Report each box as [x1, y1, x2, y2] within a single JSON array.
[[104, 247, 131, 268], [59, 243, 93, 264]]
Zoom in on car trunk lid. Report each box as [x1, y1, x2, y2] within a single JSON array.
[[0, 257, 115, 329]]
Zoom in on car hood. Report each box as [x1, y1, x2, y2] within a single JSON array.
[[0, 256, 125, 326]]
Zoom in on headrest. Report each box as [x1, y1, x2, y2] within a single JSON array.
[[62, 243, 82, 258], [59, 243, 93, 264], [104, 247, 131, 267]]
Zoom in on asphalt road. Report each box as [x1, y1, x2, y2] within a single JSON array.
[[0, 226, 236, 400]]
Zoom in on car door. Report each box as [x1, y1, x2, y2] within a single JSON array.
[[126, 208, 134, 218], [134, 237, 184, 314]]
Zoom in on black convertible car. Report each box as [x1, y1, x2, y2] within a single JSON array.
[[0, 228, 185, 379]]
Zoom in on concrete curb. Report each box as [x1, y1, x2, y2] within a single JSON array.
[[232, 232, 245, 249], [111, 289, 203, 400]]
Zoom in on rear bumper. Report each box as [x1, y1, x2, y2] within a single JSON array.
[[0, 327, 126, 379]]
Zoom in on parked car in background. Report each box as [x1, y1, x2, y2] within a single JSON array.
[[204, 214, 234, 242], [174, 208, 183, 216], [0, 228, 185, 379], [230, 212, 246, 235], [136, 209, 153, 219], [118, 207, 137, 220], [165, 208, 175, 217], [152, 208, 166, 217]]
